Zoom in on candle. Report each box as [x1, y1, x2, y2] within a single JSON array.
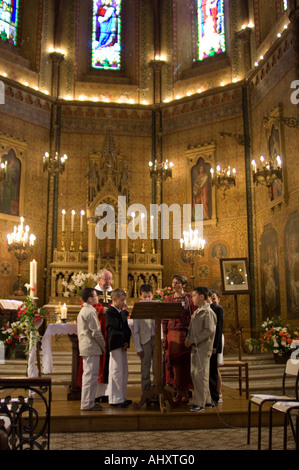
[[30, 259, 37, 297], [61, 304, 67, 320], [71, 210, 75, 232], [141, 213, 145, 235], [62, 209, 66, 232], [80, 210, 85, 232], [150, 215, 154, 235], [131, 212, 135, 231]]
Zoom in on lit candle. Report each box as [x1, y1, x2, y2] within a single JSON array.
[[150, 215, 154, 235], [131, 212, 135, 231], [62, 209, 66, 232], [30, 259, 37, 298], [80, 210, 85, 232], [71, 210, 75, 232], [61, 304, 67, 321], [141, 213, 145, 235]]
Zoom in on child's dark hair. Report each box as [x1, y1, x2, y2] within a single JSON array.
[[140, 284, 153, 294], [193, 286, 209, 299], [82, 287, 96, 302]]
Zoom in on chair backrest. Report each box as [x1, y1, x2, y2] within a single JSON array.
[[283, 359, 299, 400]]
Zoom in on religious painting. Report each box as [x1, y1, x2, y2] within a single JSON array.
[[191, 156, 212, 221], [0, 0, 19, 45], [259, 225, 280, 319], [92, 0, 122, 70], [212, 242, 227, 260], [284, 211, 299, 319], [0, 148, 21, 216], [220, 258, 250, 294], [268, 123, 283, 202], [197, 0, 226, 61]]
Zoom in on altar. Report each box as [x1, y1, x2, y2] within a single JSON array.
[[41, 322, 81, 400]]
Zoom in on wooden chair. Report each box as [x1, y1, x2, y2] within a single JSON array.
[[269, 401, 299, 450], [0, 377, 52, 450], [219, 360, 249, 398], [247, 358, 299, 450]]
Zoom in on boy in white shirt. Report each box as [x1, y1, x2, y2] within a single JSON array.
[[132, 284, 156, 395]]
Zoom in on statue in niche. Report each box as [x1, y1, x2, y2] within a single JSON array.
[[0, 149, 21, 216], [191, 157, 212, 221]]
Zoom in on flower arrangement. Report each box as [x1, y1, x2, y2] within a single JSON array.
[[62, 272, 98, 297], [246, 316, 299, 357], [0, 321, 26, 358], [153, 287, 174, 302], [17, 296, 48, 351]]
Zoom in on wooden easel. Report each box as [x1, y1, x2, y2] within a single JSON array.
[[131, 301, 183, 413]]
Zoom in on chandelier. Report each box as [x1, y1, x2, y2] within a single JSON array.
[[149, 159, 173, 181], [0, 160, 7, 182], [180, 227, 206, 288], [251, 155, 282, 188], [43, 151, 68, 174], [7, 217, 36, 295], [210, 165, 236, 191]]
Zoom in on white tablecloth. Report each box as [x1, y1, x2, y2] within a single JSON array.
[[41, 323, 77, 374]]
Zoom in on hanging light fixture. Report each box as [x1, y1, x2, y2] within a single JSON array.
[[180, 227, 206, 288], [210, 165, 236, 191], [251, 155, 282, 188], [43, 151, 68, 174], [149, 159, 173, 181]]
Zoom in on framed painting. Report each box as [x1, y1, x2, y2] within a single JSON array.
[[220, 257, 250, 294]]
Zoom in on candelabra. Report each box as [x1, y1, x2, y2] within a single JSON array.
[[180, 227, 206, 288], [0, 160, 7, 182], [251, 155, 282, 190], [210, 165, 236, 192], [43, 151, 67, 174], [149, 159, 173, 181], [7, 217, 36, 295]]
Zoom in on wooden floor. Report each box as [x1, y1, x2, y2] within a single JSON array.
[[48, 384, 280, 433]]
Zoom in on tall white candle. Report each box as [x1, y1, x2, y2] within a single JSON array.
[[80, 210, 85, 232], [62, 209, 66, 232], [71, 210, 75, 232], [30, 259, 37, 297], [61, 304, 67, 320]]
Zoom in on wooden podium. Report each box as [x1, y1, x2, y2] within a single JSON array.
[[131, 300, 183, 413]]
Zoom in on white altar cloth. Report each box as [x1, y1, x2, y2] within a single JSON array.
[[41, 323, 77, 374]]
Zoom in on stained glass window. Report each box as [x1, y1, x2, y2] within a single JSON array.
[[283, 0, 287, 10], [92, 0, 122, 70], [0, 0, 19, 45], [197, 0, 225, 61]]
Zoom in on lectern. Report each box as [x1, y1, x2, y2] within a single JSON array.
[[131, 300, 183, 413]]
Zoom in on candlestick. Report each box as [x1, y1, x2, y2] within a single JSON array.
[[30, 259, 37, 298]]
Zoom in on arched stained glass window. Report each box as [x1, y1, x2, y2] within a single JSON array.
[[0, 0, 19, 45], [283, 0, 288, 10], [92, 0, 122, 70], [197, 0, 225, 61]]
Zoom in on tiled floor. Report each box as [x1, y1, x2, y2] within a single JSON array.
[[49, 426, 296, 451]]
